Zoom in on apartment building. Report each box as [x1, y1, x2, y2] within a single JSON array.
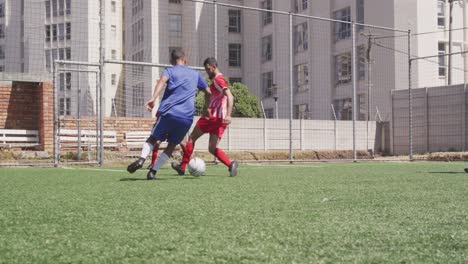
[[0, 0, 123, 117]]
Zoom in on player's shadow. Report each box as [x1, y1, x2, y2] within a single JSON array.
[[427, 172, 467, 174], [119, 176, 201, 181]]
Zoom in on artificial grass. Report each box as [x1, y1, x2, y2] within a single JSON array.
[[0, 162, 467, 263]]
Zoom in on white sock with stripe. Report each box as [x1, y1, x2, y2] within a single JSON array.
[[151, 153, 170, 171], [140, 142, 154, 159]]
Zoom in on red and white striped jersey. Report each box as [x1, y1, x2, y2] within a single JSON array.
[[207, 74, 229, 120]]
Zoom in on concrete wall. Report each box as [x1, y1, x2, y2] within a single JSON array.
[[392, 84, 467, 155]]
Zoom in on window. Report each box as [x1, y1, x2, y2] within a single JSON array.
[[0, 45, 5, 59], [262, 72, 274, 97], [132, 83, 145, 117], [59, 98, 65, 115], [335, 53, 352, 85], [132, 19, 144, 46], [294, 0, 308, 13], [169, 0, 182, 3], [52, 0, 58, 17], [438, 0, 446, 27], [230, 78, 242, 84], [66, 72, 71, 89], [358, 45, 366, 80], [0, 25, 4, 39], [45, 1, 51, 18], [294, 22, 308, 53], [58, 23, 65, 41], [59, 48, 65, 60], [45, 25, 51, 42], [0, 65, 4, 72], [132, 0, 143, 16], [66, 47, 71, 60], [439, 42, 447, 77], [334, 99, 352, 120], [111, 1, 116, 12], [45, 50, 51, 68], [0, 3, 4, 18], [294, 64, 309, 92], [111, 25, 117, 39], [66, 0, 71, 15], [66, 22, 71, 40], [228, 44, 241, 67], [169, 15, 182, 37], [65, 98, 71, 115], [228, 10, 241, 33], [59, 73, 65, 90], [111, 50, 117, 60], [334, 7, 351, 41], [261, 0, 272, 26], [294, 104, 309, 119], [357, 0, 364, 31], [111, 74, 117, 85], [59, 98, 71, 115], [58, 0, 64, 16], [52, 24, 57, 41], [262, 35, 272, 62]]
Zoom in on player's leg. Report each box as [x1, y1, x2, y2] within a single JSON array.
[[208, 133, 238, 177], [147, 143, 176, 180], [149, 117, 193, 179], [127, 136, 159, 173], [149, 142, 160, 168], [172, 125, 205, 175]]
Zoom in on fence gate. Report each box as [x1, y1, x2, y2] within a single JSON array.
[[54, 61, 102, 165]]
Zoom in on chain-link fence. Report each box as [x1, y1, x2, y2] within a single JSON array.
[[7, 0, 465, 166]]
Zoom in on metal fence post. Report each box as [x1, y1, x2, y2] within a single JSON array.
[[289, 12, 294, 163], [352, 22, 357, 162], [53, 61, 59, 167], [77, 70, 81, 160], [214, 0, 218, 59], [99, 0, 105, 166], [408, 30, 413, 161]]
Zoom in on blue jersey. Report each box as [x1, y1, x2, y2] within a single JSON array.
[[157, 65, 207, 119]]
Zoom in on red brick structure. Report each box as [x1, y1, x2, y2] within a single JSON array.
[[0, 81, 54, 153]]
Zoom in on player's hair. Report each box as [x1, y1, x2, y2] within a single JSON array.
[[171, 48, 186, 62], [203, 57, 218, 67]]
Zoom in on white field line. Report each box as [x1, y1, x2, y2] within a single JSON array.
[[244, 164, 323, 168], [62, 167, 126, 173]]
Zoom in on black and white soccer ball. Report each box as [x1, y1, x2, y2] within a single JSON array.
[[188, 157, 206, 176]]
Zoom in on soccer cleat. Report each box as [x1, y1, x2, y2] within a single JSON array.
[[228, 161, 238, 177], [171, 161, 185, 176], [464, 168, 468, 173], [147, 169, 157, 180], [127, 158, 145, 173]]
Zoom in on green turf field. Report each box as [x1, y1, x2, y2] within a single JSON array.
[[1, 162, 468, 263]]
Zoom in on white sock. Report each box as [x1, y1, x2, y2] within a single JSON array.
[[140, 142, 154, 159], [151, 153, 170, 171]]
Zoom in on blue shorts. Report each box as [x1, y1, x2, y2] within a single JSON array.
[[151, 115, 193, 145]]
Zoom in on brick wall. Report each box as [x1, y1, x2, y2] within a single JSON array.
[[0, 81, 54, 153]]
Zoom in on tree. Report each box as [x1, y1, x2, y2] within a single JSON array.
[[195, 81, 262, 118]]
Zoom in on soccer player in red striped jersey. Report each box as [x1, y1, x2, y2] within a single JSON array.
[[172, 57, 238, 177]]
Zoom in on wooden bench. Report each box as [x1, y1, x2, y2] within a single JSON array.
[[59, 129, 118, 149], [0, 129, 40, 148], [124, 131, 168, 150]]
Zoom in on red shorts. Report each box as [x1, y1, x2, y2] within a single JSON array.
[[196, 117, 227, 138]]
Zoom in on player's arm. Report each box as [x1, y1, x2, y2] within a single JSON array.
[[223, 89, 234, 125], [145, 76, 169, 112], [201, 89, 211, 117]]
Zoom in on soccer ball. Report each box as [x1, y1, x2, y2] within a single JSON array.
[[188, 157, 206, 176]]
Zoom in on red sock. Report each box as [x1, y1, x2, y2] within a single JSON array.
[[151, 148, 158, 165], [215, 148, 232, 167], [180, 141, 194, 170]]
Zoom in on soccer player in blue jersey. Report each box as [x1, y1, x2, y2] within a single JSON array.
[[127, 49, 209, 180]]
